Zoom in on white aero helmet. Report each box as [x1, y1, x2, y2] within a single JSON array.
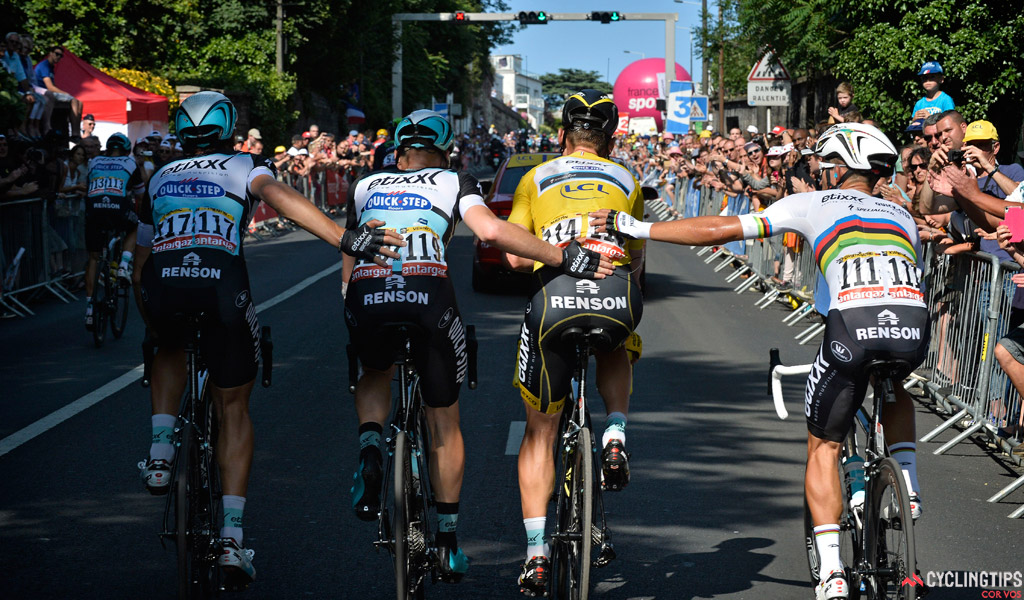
[[814, 122, 898, 177]]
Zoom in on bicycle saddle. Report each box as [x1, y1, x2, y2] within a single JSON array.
[[863, 357, 914, 381], [560, 326, 617, 353]]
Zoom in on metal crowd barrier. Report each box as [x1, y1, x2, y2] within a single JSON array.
[[1, 196, 81, 317], [912, 248, 1024, 517]]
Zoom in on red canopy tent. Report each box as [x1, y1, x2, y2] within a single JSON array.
[[53, 49, 169, 145]]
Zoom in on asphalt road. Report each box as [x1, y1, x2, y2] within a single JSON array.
[[1, 215, 1022, 599]]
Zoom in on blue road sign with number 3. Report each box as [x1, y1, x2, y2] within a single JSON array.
[[665, 81, 693, 134]]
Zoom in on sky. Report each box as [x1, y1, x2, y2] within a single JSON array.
[[492, 0, 708, 88]]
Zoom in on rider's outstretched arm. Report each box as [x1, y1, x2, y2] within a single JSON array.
[[463, 204, 614, 279], [590, 209, 745, 246]]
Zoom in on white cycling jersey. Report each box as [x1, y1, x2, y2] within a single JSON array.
[[737, 189, 925, 312]]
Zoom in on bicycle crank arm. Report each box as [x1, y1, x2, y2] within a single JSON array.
[[857, 566, 899, 578], [550, 531, 586, 542]]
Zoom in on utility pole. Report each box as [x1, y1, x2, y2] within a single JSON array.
[[275, 0, 283, 74], [701, 0, 707, 95], [717, 0, 724, 124]]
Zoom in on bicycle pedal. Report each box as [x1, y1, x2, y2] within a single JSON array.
[[593, 541, 616, 567]]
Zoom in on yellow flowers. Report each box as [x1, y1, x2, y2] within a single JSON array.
[[100, 68, 179, 112]]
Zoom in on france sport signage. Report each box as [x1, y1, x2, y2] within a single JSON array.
[[665, 81, 693, 134], [746, 52, 791, 107]]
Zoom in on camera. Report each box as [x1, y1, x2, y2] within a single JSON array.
[[142, 150, 153, 157], [948, 149, 966, 166]]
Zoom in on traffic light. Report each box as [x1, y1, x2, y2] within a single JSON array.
[[453, 11, 466, 22], [518, 11, 549, 25], [591, 11, 622, 24]]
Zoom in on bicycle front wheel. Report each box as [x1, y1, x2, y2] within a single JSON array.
[[111, 283, 129, 338], [554, 427, 594, 600], [91, 260, 107, 348], [175, 418, 218, 599], [864, 457, 916, 600]]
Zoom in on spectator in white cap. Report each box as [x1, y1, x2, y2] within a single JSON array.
[[156, 139, 173, 166], [746, 124, 758, 135], [147, 130, 162, 143], [241, 128, 261, 153]]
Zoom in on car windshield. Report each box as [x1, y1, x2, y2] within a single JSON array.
[[497, 165, 534, 195]]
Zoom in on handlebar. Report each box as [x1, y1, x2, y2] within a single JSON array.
[[767, 347, 811, 420]]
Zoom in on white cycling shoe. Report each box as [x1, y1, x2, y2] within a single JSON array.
[[218, 538, 256, 586], [816, 570, 849, 600], [138, 458, 172, 495], [909, 493, 923, 521]]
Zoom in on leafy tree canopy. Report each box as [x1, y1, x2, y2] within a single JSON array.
[[2, 0, 514, 141], [697, 0, 1024, 157], [539, 69, 613, 113]]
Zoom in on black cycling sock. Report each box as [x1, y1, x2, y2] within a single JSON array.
[[435, 501, 459, 551]]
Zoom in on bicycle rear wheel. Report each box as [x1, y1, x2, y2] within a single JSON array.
[[864, 457, 916, 600], [91, 258, 107, 348], [175, 418, 219, 598], [554, 427, 594, 600], [392, 432, 426, 600]]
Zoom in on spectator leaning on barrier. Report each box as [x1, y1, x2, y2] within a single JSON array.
[[34, 46, 83, 138], [912, 61, 955, 119]]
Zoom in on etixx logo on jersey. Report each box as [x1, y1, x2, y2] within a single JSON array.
[[156, 179, 225, 199], [366, 191, 432, 211], [560, 182, 610, 201]]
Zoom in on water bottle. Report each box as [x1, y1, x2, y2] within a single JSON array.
[[843, 454, 866, 509]]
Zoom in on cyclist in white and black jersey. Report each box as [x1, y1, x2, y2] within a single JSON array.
[[592, 123, 929, 600], [83, 132, 145, 330], [341, 109, 612, 582], [138, 91, 401, 587]]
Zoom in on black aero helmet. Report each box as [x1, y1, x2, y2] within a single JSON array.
[[561, 89, 618, 137]]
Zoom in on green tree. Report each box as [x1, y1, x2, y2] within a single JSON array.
[[539, 68, 613, 118], [699, 0, 1024, 158]]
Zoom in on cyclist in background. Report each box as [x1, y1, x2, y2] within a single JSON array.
[[138, 91, 396, 587], [83, 132, 144, 331], [592, 123, 929, 600], [502, 90, 645, 597], [341, 109, 611, 584]]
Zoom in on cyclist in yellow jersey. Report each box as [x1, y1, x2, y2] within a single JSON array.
[[503, 90, 645, 596]]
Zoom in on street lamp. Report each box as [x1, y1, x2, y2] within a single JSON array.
[[623, 49, 645, 60]]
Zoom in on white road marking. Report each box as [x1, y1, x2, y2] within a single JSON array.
[[505, 421, 526, 455], [0, 262, 342, 459]]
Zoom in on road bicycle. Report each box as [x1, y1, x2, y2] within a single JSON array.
[[90, 230, 130, 348], [549, 326, 619, 600], [347, 322, 478, 600], [770, 348, 919, 600], [143, 318, 272, 599]]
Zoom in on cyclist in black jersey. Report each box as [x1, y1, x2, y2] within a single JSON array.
[[593, 123, 929, 600], [340, 109, 612, 582], [138, 91, 403, 587]]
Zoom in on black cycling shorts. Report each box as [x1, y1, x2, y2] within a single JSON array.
[[140, 255, 261, 389], [345, 275, 467, 409], [85, 195, 138, 252], [515, 266, 643, 415], [805, 306, 930, 442]]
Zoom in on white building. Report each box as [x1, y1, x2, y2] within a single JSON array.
[[491, 55, 544, 130]]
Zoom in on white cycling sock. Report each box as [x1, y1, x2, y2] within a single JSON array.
[[888, 442, 920, 496], [602, 412, 627, 448], [221, 495, 246, 544], [524, 516, 549, 560], [813, 524, 842, 578], [120, 250, 132, 266], [150, 414, 176, 462]]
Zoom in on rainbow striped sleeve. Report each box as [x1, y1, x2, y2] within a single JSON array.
[[738, 214, 774, 239]]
